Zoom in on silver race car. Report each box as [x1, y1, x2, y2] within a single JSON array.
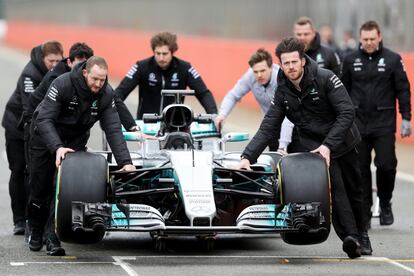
[[55, 90, 331, 251]]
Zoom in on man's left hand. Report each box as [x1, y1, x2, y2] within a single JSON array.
[[119, 164, 136, 172], [277, 148, 288, 156], [129, 125, 141, 132], [311, 144, 331, 167]]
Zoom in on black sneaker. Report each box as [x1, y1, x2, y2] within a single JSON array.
[[28, 227, 44, 251], [359, 231, 373, 255], [379, 202, 394, 225], [13, 220, 26, 235], [342, 236, 361, 259], [46, 233, 66, 256]]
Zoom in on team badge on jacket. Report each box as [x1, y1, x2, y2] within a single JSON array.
[[353, 58, 363, 72], [91, 100, 98, 116], [171, 73, 179, 87], [148, 73, 157, 86], [377, 58, 386, 72], [316, 53, 325, 67]]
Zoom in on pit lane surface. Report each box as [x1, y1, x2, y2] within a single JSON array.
[[1, 45, 414, 276]]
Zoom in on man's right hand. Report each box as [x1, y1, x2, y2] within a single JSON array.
[[56, 147, 75, 167], [214, 114, 225, 132], [234, 157, 252, 170], [277, 148, 288, 156], [311, 144, 331, 167]]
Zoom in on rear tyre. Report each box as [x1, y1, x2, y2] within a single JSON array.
[[56, 152, 108, 243], [279, 153, 331, 245]]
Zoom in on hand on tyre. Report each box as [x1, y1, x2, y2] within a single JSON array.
[[277, 148, 288, 156], [311, 144, 331, 167], [401, 119, 412, 138], [56, 147, 75, 167]]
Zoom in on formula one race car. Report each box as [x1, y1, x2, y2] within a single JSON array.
[[55, 90, 331, 251]]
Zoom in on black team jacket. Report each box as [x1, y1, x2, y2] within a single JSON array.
[[242, 56, 360, 163], [31, 62, 132, 166]]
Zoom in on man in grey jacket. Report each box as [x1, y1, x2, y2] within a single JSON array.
[[215, 48, 293, 151]]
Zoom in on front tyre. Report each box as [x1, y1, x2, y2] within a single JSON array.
[[55, 151, 108, 243], [279, 153, 331, 245]]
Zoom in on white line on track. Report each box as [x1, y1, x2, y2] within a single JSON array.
[[112, 256, 139, 276], [367, 257, 414, 274], [107, 255, 414, 261], [10, 258, 140, 276], [10, 256, 414, 275], [10, 261, 115, 265]]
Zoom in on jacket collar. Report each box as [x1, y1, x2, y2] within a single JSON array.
[[307, 32, 322, 54], [51, 58, 71, 75], [150, 56, 179, 72], [358, 41, 384, 58]]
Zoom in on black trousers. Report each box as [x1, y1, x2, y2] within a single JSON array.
[[23, 122, 31, 180], [27, 143, 56, 234], [5, 131, 29, 224], [330, 149, 367, 240], [358, 133, 397, 219]]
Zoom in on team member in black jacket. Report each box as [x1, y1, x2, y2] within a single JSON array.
[[115, 32, 217, 119], [28, 57, 135, 256], [22, 43, 95, 189], [287, 17, 343, 153], [293, 17, 341, 76], [24, 43, 94, 126], [24, 42, 138, 132], [236, 37, 372, 257], [342, 21, 412, 227], [2, 41, 63, 235]]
